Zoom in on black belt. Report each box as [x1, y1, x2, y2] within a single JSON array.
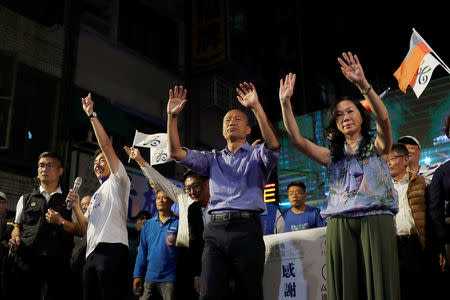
[[211, 211, 257, 222]]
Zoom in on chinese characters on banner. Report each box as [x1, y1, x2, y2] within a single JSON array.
[[263, 227, 327, 300]]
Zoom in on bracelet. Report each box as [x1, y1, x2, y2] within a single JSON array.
[[361, 84, 372, 95]]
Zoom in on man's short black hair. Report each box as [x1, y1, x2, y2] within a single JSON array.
[[390, 143, 409, 157], [287, 181, 306, 192], [94, 149, 103, 158], [38, 151, 63, 168], [183, 169, 208, 182]]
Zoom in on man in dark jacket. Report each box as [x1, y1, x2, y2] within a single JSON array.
[[9, 152, 73, 300]]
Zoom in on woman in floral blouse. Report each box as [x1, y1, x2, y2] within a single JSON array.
[[278, 53, 399, 300]]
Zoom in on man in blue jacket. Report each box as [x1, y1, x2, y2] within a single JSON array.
[[133, 190, 179, 300]]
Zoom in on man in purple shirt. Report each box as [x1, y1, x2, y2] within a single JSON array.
[[167, 82, 280, 300]]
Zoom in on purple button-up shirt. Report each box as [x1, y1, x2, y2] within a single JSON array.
[[179, 142, 279, 214]]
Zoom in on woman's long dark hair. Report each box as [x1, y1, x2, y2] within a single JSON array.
[[325, 97, 374, 162]]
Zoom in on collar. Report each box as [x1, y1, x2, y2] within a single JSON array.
[[154, 213, 175, 222], [223, 142, 252, 154], [39, 185, 62, 196], [395, 172, 410, 184], [417, 165, 426, 175], [99, 175, 110, 185]]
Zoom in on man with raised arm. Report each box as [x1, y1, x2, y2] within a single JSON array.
[[124, 145, 210, 297], [166, 83, 280, 300], [50, 93, 131, 300]]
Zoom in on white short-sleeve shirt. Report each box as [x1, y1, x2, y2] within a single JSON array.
[[85, 161, 131, 258]]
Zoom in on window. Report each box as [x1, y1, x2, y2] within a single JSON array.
[[0, 51, 15, 149]]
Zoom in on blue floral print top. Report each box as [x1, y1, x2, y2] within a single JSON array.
[[321, 138, 398, 218]]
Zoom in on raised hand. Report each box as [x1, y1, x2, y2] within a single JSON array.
[[124, 146, 146, 166], [66, 189, 80, 210], [236, 82, 260, 109], [167, 86, 187, 118], [338, 52, 367, 87], [279, 73, 296, 104], [82, 93, 94, 116]]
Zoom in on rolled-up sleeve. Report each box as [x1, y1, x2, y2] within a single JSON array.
[[257, 143, 280, 170], [178, 148, 211, 177]]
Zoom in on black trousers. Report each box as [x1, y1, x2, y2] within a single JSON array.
[[397, 234, 425, 300], [83, 243, 130, 300], [200, 214, 265, 300], [16, 254, 70, 300]]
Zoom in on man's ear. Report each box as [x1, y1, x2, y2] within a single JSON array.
[[246, 125, 251, 136], [58, 167, 64, 177]]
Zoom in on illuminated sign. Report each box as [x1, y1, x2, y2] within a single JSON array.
[[264, 183, 276, 202]]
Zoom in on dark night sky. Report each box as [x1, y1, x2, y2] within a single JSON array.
[[251, 3, 450, 119], [301, 5, 449, 90]]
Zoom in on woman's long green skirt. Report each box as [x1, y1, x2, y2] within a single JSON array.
[[326, 214, 400, 300]]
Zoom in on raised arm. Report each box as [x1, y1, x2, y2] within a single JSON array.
[[124, 146, 185, 203], [338, 52, 392, 155], [82, 93, 120, 174], [167, 86, 188, 161], [236, 82, 280, 151], [67, 190, 88, 234], [279, 73, 330, 166]]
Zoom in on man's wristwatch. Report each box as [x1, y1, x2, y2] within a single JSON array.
[[89, 111, 97, 119]]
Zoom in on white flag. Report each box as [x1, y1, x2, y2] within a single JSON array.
[[412, 53, 441, 98], [130, 130, 172, 165], [133, 131, 168, 149], [150, 147, 172, 165]]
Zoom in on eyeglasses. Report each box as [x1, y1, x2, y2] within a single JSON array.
[[38, 162, 57, 170], [185, 183, 201, 193], [387, 155, 408, 162]]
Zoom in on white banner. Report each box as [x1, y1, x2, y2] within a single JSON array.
[[263, 227, 327, 300], [150, 147, 172, 165], [412, 53, 441, 98], [133, 131, 168, 149], [131, 130, 172, 165]]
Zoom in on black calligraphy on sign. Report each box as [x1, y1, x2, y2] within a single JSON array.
[[283, 282, 297, 297], [282, 262, 296, 278]]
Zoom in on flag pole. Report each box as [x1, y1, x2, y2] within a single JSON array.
[[128, 129, 138, 163], [379, 87, 391, 99], [413, 28, 450, 74], [149, 148, 153, 166]]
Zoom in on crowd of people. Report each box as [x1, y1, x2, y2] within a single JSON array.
[[0, 52, 448, 300]]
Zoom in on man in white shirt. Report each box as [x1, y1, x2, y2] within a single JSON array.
[[387, 143, 428, 300], [9, 152, 73, 300], [50, 93, 131, 300]]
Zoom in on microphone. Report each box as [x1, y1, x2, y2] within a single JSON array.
[[67, 177, 83, 210]]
